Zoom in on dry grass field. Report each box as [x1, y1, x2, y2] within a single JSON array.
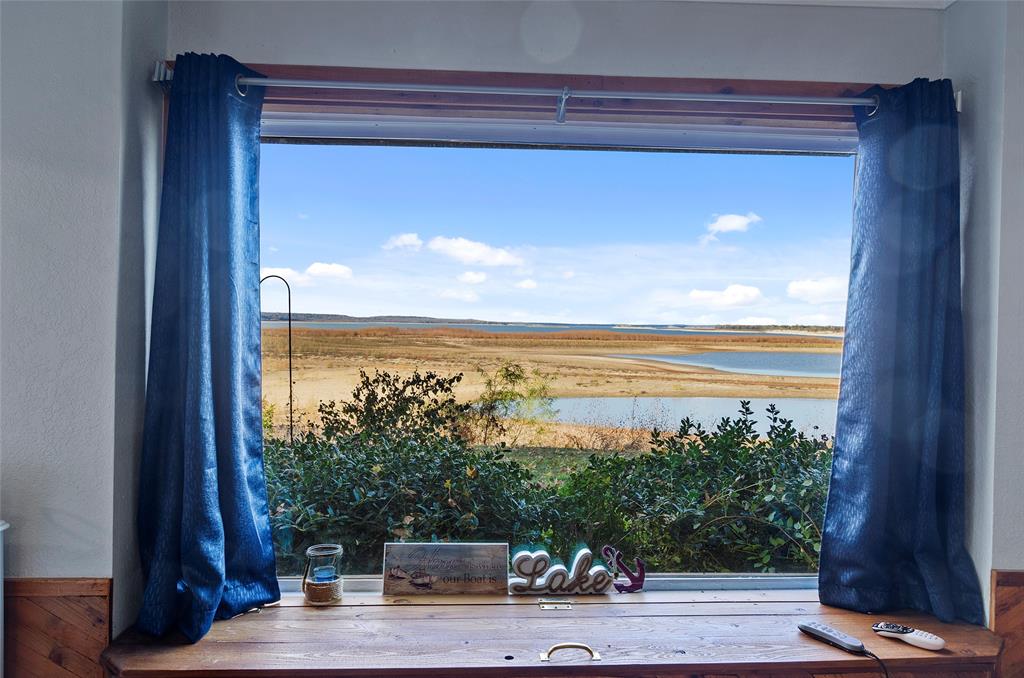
[[261, 326, 842, 426]]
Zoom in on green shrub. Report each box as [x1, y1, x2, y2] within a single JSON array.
[[263, 370, 832, 575], [264, 370, 551, 573], [550, 401, 832, 573], [262, 398, 275, 438], [317, 369, 471, 442], [467, 361, 555, 445]]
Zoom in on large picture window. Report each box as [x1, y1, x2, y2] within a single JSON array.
[[259, 142, 853, 577]]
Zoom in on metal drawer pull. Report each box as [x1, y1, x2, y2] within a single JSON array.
[[539, 642, 601, 662]]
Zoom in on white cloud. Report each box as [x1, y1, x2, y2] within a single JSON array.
[[297, 213, 309, 220], [688, 284, 763, 308], [262, 237, 849, 326], [736, 316, 779, 325], [701, 212, 762, 244], [260, 262, 353, 287], [383, 233, 423, 251], [562, 270, 576, 279], [515, 278, 538, 289], [428, 236, 523, 266], [306, 262, 353, 280], [261, 266, 300, 279], [786, 276, 847, 304], [457, 271, 487, 284], [260, 266, 312, 287], [439, 288, 480, 302]]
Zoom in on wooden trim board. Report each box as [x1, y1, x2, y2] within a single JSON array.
[[6, 578, 111, 598], [5, 577, 112, 678], [991, 569, 1024, 677]]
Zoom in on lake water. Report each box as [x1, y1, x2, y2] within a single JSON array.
[[616, 351, 842, 378], [260, 320, 841, 434], [262, 321, 828, 339], [551, 397, 838, 436]]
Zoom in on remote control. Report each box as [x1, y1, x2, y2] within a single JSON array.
[[798, 621, 866, 654], [872, 622, 945, 651]]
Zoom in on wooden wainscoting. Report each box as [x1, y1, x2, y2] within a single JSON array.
[[992, 569, 1024, 677], [4, 578, 111, 678]]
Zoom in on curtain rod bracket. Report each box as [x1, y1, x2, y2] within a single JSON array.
[[555, 87, 571, 124], [151, 60, 173, 82], [152, 60, 174, 92]]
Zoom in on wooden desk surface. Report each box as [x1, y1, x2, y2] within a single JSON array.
[[102, 589, 1002, 677]]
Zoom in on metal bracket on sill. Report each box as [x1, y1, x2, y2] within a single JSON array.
[[539, 598, 572, 610]]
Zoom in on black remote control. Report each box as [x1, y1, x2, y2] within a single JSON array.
[[798, 621, 867, 654]]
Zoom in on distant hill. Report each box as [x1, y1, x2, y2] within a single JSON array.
[[260, 312, 842, 332], [261, 312, 508, 325], [707, 324, 845, 333]]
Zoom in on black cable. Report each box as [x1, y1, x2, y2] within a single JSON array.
[[863, 650, 890, 678]]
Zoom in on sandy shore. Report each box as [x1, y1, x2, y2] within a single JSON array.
[[261, 327, 841, 420]]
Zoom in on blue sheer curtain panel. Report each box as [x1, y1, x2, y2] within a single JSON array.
[[137, 53, 279, 642], [818, 78, 983, 624]]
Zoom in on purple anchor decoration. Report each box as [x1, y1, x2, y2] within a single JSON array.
[[602, 545, 646, 593]]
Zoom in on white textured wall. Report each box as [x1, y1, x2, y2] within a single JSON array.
[[112, 0, 168, 636], [943, 0, 1024, 615], [1, 0, 125, 578], [167, 0, 943, 83], [990, 0, 1024, 573], [0, 4, 167, 638]]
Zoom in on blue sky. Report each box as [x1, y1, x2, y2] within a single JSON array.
[[259, 144, 854, 325]]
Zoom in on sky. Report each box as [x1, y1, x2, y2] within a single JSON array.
[[259, 144, 854, 326]]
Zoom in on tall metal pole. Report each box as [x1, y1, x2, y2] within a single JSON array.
[[260, 274, 293, 443]]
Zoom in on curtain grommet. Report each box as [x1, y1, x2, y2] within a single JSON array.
[[235, 74, 248, 97]]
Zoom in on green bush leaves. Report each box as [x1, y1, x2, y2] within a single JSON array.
[[264, 371, 832, 575], [549, 402, 832, 573]]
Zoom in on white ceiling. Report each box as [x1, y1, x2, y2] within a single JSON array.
[[683, 0, 955, 9]]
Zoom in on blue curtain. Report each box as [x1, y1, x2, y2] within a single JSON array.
[[137, 53, 279, 642], [819, 79, 983, 624]]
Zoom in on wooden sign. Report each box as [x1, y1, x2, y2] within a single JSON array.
[[383, 542, 508, 595], [508, 546, 615, 595]]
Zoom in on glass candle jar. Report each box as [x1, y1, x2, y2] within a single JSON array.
[[302, 543, 343, 605]]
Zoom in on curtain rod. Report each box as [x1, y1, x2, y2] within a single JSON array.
[[153, 62, 880, 123], [238, 78, 880, 123]]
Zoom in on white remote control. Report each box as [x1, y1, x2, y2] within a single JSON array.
[[872, 622, 946, 651]]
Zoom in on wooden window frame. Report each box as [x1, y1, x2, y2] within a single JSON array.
[[244, 64, 863, 588], [159, 63, 889, 153], [250, 63, 875, 129]]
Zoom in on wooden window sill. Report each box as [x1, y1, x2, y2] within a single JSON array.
[[102, 589, 1001, 677]]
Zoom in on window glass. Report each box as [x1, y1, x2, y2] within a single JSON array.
[[260, 144, 853, 576]]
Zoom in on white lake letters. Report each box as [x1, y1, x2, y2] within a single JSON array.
[[508, 546, 614, 595]]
